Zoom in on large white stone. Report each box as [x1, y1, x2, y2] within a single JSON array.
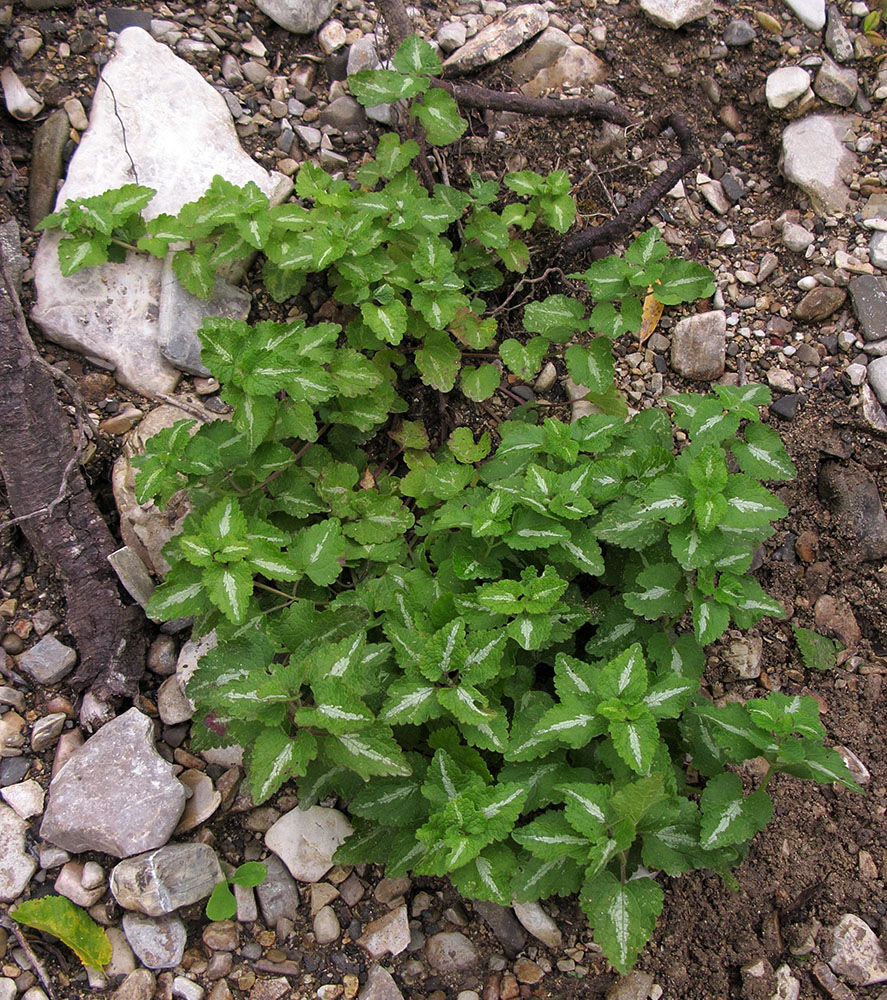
[[0, 804, 37, 902], [783, 0, 826, 31], [639, 0, 714, 30], [265, 805, 352, 882], [766, 66, 811, 109], [779, 114, 857, 214], [255, 0, 336, 34], [31, 27, 290, 396]]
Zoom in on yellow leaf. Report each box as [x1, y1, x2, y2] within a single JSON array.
[[638, 292, 664, 345]]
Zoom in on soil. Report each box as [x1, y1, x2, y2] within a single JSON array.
[[1, 1, 887, 999]]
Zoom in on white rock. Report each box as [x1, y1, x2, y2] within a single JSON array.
[[442, 5, 550, 75], [174, 769, 221, 833], [172, 977, 204, 1000], [436, 22, 467, 53], [512, 901, 563, 950], [313, 905, 341, 944], [0, 778, 45, 819], [825, 914, 887, 985], [1, 67, 43, 120], [358, 905, 410, 959], [782, 222, 815, 252], [0, 980, 16, 1000], [779, 114, 857, 214], [766, 66, 811, 109], [868, 355, 887, 405], [31, 28, 290, 396], [870, 231, 887, 270], [0, 804, 37, 902], [157, 674, 194, 726], [122, 912, 187, 970], [639, 0, 714, 30], [265, 805, 352, 882], [783, 0, 826, 31], [773, 964, 800, 1000], [255, 0, 336, 34], [670, 310, 727, 380], [318, 19, 347, 54]]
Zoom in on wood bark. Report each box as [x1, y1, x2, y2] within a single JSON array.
[[0, 266, 146, 711]]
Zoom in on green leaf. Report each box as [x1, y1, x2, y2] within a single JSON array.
[[373, 133, 421, 178], [58, 232, 110, 274], [598, 644, 647, 703], [498, 239, 530, 273], [582, 872, 663, 974], [416, 330, 461, 391], [420, 619, 468, 682], [625, 227, 669, 270], [230, 861, 268, 888], [692, 595, 731, 645], [145, 561, 208, 622], [623, 562, 687, 620], [393, 34, 442, 75], [204, 560, 253, 623], [361, 299, 408, 346], [412, 88, 468, 146], [326, 726, 412, 779], [296, 518, 345, 587], [523, 294, 586, 340], [609, 709, 660, 775], [559, 783, 612, 838], [564, 339, 614, 395], [574, 255, 631, 300], [451, 843, 518, 905], [12, 896, 112, 969], [512, 855, 583, 902], [499, 337, 548, 382], [793, 625, 842, 672], [349, 69, 427, 106], [172, 245, 215, 299], [778, 740, 862, 791], [504, 170, 545, 196], [205, 882, 237, 921], [461, 363, 500, 401], [539, 192, 576, 233], [448, 427, 491, 464], [730, 423, 796, 482], [699, 773, 773, 849], [654, 258, 716, 305], [512, 810, 589, 861], [380, 676, 441, 725]]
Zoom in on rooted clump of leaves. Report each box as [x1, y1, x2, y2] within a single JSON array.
[[41, 34, 860, 975]]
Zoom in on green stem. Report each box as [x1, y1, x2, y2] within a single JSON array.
[[110, 237, 140, 252], [255, 581, 298, 601], [759, 763, 776, 792]]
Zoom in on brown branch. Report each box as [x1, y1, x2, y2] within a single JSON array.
[[0, 913, 56, 1000], [561, 113, 701, 258]]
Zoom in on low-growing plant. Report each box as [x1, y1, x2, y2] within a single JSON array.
[[205, 861, 267, 921], [39, 32, 861, 975]]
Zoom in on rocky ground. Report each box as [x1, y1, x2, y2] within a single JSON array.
[[2, 0, 887, 999]]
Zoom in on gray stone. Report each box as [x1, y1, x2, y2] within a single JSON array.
[[697, 175, 730, 215], [0, 779, 44, 819], [520, 45, 608, 98], [158, 264, 251, 376], [794, 285, 846, 322], [174, 769, 221, 833], [814, 56, 857, 107], [111, 969, 155, 1000], [607, 971, 655, 1000], [220, 54, 244, 87], [766, 67, 811, 110], [472, 900, 527, 959], [157, 674, 194, 726], [782, 222, 814, 252], [510, 26, 572, 82], [825, 5, 853, 63], [122, 912, 187, 970], [870, 231, 887, 271], [0, 982, 15, 1000], [265, 805, 352, 882], [779, 114, 856, 214], [870, 355, 887, 406], [443, 5, 549, 75], [0, 221, 26, 297], [176, 39, 220, 63], [55, 860, 106, 907], [849, 275, 887, 341], [512, 900, 563, 950], [255, 0, 336, 34], [670, 310, 726, 380], [723, 19, 756, 46], [31, 713, 66, 753], [639, 0, 713, 29], [0, 711, 26, 756], [784, 0, 826, 30], [319, 96, 367, 132], [358, 905, 410, 959], [172, 977, 204, 1000], [773, 964, 801, 1000], [18, 635, 76, 684], [818, 461, 887, 561], [318, 20, 347, 54], [722, 636, 763, 679], [295, 125, 322, 152], [358, 966, 404, 1000], [31, 28, 290, 397], [255, 855, 300, 925], [346, 36, 379, 75], [436, 22, 467, 54], [425, 932, 479, 972], [313, 905, 341, 944], [111, 843, 222, 915], [825, 914, 887, 985], [28, 110, 69, 229], [40, 707, 187, 857], [108, 547, 156, 610], [0, 803, 37, 902]]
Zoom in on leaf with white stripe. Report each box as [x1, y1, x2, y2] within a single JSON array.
[[248, 728, 316, 805], [533, 698, 608, 751], [721, 475, 787, 528], [609, 709, 659, 775], [512, 810, 590, 861], [381, 676, 442, 725], [422, 749, 485, 807], [582, 871, 663, 975], [506, 612, 552, 651], [598, 644, 647, 703], [419, 618, 468, 682], [699, 773, 773, 849], [731, 422, 796, 482], [325, 725, 411, 779], [451, 843, 519, 905], [295, 518, 344, 587], [349, 771, 428, 824], [646, 631, 705, 681], [145, 561, 209, 622], [511, 854, 583, 903], [462, 630, 508, 686], [458, 709, 510, 754], [295, 681, 374, 735], [622, 562, 686, 620], [692, 594, 731, 646], [438, 683, 495, 726], [559, 783, 612, 839], [476, 782, 528, 839], [204, 560, 253, 624], [778, 740, 862, 791], [553, 653, 597, 700], [643, 675, 698, 719]]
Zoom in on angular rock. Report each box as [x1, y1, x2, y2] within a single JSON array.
[[358, 966, 404, 1000], [784, 0, 826, 31], [639, 0, 713, 30], [825, 914, 887, 985], [40, 708, 187, 857], [0, 803, 37, 902], [346, 36, 379, 75], [108, 546, 156, 610], [814, 56, 857, 107], [174, 769, 221, 833], [818, 460, 887, 561], [111, 843, 223, 915], [782, 221, 814, 252], [869, 355, 887, 407], [722, 636, 763, 679], [473, 901, 527, 958], [825, 6, 853, 63], [111, 969, 156, 1000], [766, 67, 811, 110], [814, 593, 860, 647], [510, 26, 572, 81], [443, 5, 549, 75], [607, 971, 655, 1000], [670, 310, 726, 380], [773, 964, 801, 1000], [779, 115, 856, 214], [122, 912, 187, 970], [55, 859, 106, 907], [723, 19, 756, 46], [358, 905, 410, 959], [512, 900, 562, 950], [425, 932, 479, 971], [870, 231, 887, 271], [157, 674, 194, 727], [255, 0, 336, 34], [318, 20, 347, 54], [18, 635, 77, 685], [0, 778, 44, 819], [319, 96, 368, 132], [255, 855, 300, 925], [31, 28, 290, 396], [265, 805, 352, 882], [849, 275, 887, 342], [29, 110, 69, 229], [794, 285, 846, 322], [520, 45, 607, 98], [437, 22, 468, 54]]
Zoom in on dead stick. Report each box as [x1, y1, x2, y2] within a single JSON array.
[[0, 914, 56, 1000]]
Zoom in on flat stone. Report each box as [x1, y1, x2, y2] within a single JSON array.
[[318, 20, 347, 54], [40, 707, 187, 858], [31, 27, 290, 397], [869, 231, 887, 270], [639, 0, 713, 29], [780, 114, 856, 214], [122, 912, 187, 970], [773, 964, 801, 1000], [111, 843, 223, 915], [157, 674, 194, 726], [472, 901, 527, 958], [254, 855, 300, 925], [520, 45, 607, 98], [1, 778, 44, 819], [1, 66, 43, 121], [0, 803, 37, 901], [108, 547, 156, 610], [443, 5, 549, 75], [510, 26, 572, 81], [766, 67, 811, 110], [111, 969, 156, 1000], [254, 0, 335, 34], [28, 109, 69, 229], [358, 905, 410, 959], [55, 860, 106, 907], [425, 932, 479, 972], [18, 634, 76, 684], [32, 713, 68, 752], [346, 36, 379, 75], [697, 175, 731, 214], [722, 636, 763, 679], [265, 805, 352, 882], [825, 914, 887, 985], [670, 310, 726, 380], [818, 460, 887, 561], [794, 285, 846, 322], [0, 712, 26, 756], [849, 275, 887, 341], [784, 0, 826, 30], [512, 901, 563, 950], [358, 966, 404, 1000], [174, 769, 221, 833], [870, 355, 887, 406], [814, 56, 857, 107]]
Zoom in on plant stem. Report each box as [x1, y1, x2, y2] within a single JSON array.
[[255, 581, 298, 601]]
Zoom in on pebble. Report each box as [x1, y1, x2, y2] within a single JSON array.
[[55, 859, 106, 907], [639, 0, 713, 29], [723, 19, 756, 46], [766, 66, 811, 109], [111, 843, 223, 916], [122, 912, 187, 970], [255, 856, 300, 926], [825, 914, 887, 985], [794, 286, 846, 321], [437, 22, 467, 53], [318, 20, 347, 54], [358, 905, 410, 959], [265, 805, 352, 882], [18, 634, 76, 684], [314, 905, 341, 944], [784, 0, 826, 31], [814, 57, 858, 107], [782, 222, 814, 252], [0, 803, 36, 902], [0, 778, 44, 819], [442, 4, 550, 74], [32, 712, 66, 753], [849, 275, 887, 342], [512, 901, 563, 950], [670, 310, 727, 380], [357, 965, 404, 1000], [780, 114, 857, 214], [473, 901, 527, 959], [425, 932, 479, 971]]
